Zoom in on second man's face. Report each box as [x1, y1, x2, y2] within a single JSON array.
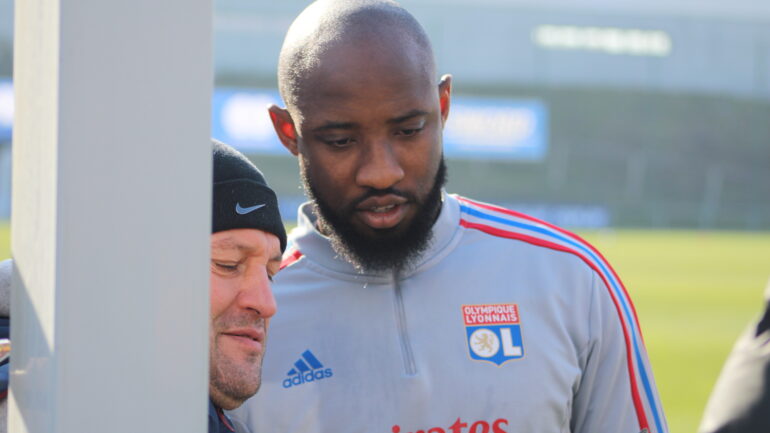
[[291, 42, 450, 246]]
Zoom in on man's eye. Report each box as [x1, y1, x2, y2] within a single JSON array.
[[214, 262, 238, 272], [397, 127, 423, 137], [323, 137, 353, 148]]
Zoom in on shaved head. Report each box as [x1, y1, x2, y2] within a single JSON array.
[[270, 0, 451, 273], [277, 0, 436, 117]]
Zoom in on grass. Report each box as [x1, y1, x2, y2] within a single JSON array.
[[1, 222, 768, 432], [579, 230, 770, 433]]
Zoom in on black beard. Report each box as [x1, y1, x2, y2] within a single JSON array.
[[302, 158, 447, 273]]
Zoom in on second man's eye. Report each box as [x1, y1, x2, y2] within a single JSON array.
[[396, 121, 425, 137], [399, 128, 422, 136], [322, 137, 354, 148]]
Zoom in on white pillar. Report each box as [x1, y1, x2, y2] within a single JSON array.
[[11, 1, 212, 432]]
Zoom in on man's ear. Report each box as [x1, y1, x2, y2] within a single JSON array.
[[438, 74, 452, 126], [268, 105, 299, 156]]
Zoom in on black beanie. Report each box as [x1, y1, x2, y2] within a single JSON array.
[[212, 140, 287, 252]]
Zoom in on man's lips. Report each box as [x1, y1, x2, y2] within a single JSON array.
[[356, 194, 408, 210], [221, 327, 265, 350], [355, 195, 409, 229]]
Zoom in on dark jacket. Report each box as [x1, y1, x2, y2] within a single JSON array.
[[699, 286, 770, 433]]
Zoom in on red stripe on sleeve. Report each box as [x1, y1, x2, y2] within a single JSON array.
[[460, 219, 650, 431], [280, 249, 303, 270], [458, 196, 645, 343]]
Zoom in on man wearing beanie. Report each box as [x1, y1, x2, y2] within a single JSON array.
[[208, 140, 286, 432], [0, 141, 285, 433], [0, 141, 286, 433]]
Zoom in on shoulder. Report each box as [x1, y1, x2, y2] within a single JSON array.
[[455, 195, 605, 268], [279, 247, 303, 271]]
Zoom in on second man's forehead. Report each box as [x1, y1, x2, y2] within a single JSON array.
[[295, 60, 437, 119], [286, 24, 436, 106]]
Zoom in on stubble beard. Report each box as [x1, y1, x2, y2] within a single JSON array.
[[209, 316, 266, 409], [302, 158, 447, 273]]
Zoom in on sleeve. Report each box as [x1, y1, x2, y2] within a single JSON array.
[[698, 295, 770, 433], [571, 270, 668, 433]]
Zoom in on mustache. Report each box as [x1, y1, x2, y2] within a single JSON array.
[[350, 187, 418, 208], [214, 315, 266, 332]]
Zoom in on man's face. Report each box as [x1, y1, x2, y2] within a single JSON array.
[[209, 228, 281, 410], [276, 42, 451, 271]]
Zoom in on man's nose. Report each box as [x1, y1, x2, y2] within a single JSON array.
[[355, 140, 405, 190], [237, 269, 277, 319]]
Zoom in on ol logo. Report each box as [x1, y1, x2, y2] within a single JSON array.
[[462, 303, 524, 366]]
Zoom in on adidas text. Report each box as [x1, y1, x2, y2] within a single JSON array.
[[283, 368, 333, 388]]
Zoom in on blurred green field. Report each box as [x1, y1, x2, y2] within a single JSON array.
[[0, 222, 768, 432], [580, 230, 770, 433]]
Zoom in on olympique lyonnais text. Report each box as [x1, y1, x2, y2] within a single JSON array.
[[462, 304, 519, 326]]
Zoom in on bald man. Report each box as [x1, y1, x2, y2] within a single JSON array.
[[228, 1, 668, 433]]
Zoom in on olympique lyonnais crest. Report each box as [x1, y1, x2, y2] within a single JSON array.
[[463, 303, 524, 366]]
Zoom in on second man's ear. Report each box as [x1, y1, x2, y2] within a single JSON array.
[[438, 74, 452, 126], [268, 105, 299, 155]]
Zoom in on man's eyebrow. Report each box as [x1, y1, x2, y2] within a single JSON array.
[[312, 121, 357, 133], [211, 240, 283, 260], [388, 109, 429, 124], [211, 239, 253, 252], [311, 110, 428, 133]]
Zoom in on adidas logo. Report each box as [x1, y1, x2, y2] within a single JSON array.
[[282, 349, 334, 389]]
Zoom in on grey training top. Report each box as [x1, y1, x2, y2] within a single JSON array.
[[230, 193, 667, 433]]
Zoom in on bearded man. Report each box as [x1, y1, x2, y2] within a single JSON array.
[[229, 1, 668, 433]]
